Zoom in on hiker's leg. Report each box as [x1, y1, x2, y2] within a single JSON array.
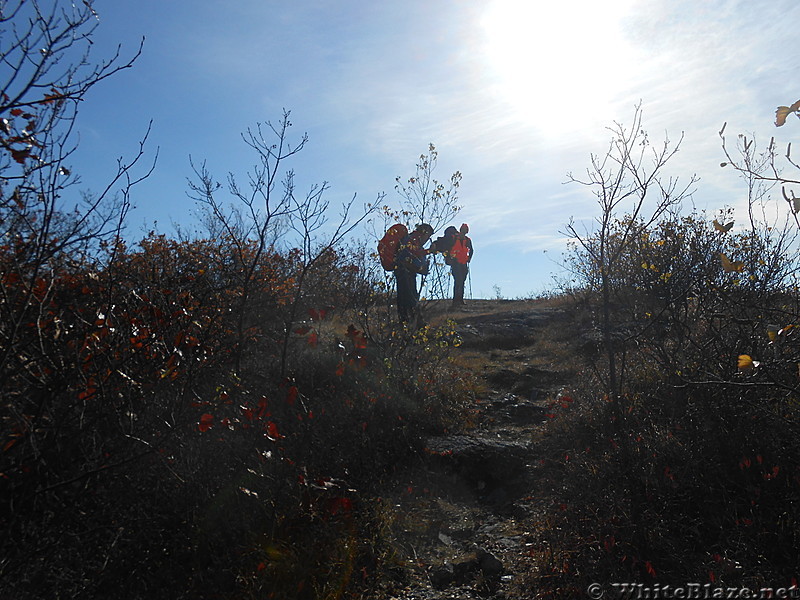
[[396, 269, 415, 322], [408, 272, 419, 321], [452, 264, 467, 304]]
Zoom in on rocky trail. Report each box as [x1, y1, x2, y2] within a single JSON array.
[[376, 299, 576, 600]]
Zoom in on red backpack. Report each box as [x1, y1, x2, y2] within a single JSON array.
[[378, 223, 408, 271], [450, 234, 470, 265]]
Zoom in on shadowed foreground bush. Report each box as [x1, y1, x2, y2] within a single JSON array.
[[521, 211, 800, 597], [0, 233, 476, 599]]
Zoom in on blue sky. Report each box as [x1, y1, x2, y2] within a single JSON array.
[[71, 0, 800, 298]]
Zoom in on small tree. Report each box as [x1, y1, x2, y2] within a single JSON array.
[[189, 111, 380, 377], [393, 143, 462, 232], [562, 105, 695, 553], [564, 103, 695, 406], [372, 143, 462, 308]]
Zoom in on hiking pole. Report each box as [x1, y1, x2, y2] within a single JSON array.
[[467, 268, 472, 301]]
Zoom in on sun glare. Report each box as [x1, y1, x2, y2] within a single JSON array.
[[481, 0, 639, 135]]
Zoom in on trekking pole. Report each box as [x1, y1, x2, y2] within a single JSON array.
[[468, 269, 472, 300]]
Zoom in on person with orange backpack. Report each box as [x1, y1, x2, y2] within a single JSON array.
[[448, 223, 473, 307], [380, 223, 434, 324]]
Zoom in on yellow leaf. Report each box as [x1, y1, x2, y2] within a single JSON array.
[[713, 219, 734, 233], [767, 325, 779, 342], [720, 253, 744, 273], [737, 355, 754, 372], [775, 99, 800, 127]]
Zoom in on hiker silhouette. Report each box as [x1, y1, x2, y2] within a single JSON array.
[[394, 223, 434, 324], [432, 223, 473, 308]]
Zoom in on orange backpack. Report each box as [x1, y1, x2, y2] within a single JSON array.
[[450, 234, 470, 265], [378, 224, 408, 271]]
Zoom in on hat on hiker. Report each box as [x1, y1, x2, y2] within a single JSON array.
[[459, 223, 469, 234]]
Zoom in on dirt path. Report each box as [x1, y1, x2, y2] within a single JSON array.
[[375, 299, 576, 599]]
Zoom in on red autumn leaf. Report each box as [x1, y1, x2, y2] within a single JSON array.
[[286, 386, 298, 405], [645, 561, 656, 577], [328, 497, 353, 516], [346, 324, 368, 348], [11, 148, 32, 164], [10, 108, 23, 116], [307, 332, 319, 347], [198, 413, 214, 432], [335, 362, 345, 377], [40, 88, 66, 104], [308, 308, 327, 322], [294, 325, 311, 335], [77, 386, 97, 401], [266, 421, 283, 440]]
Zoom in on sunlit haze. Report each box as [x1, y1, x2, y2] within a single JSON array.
[[481, 0, 639, 135]]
